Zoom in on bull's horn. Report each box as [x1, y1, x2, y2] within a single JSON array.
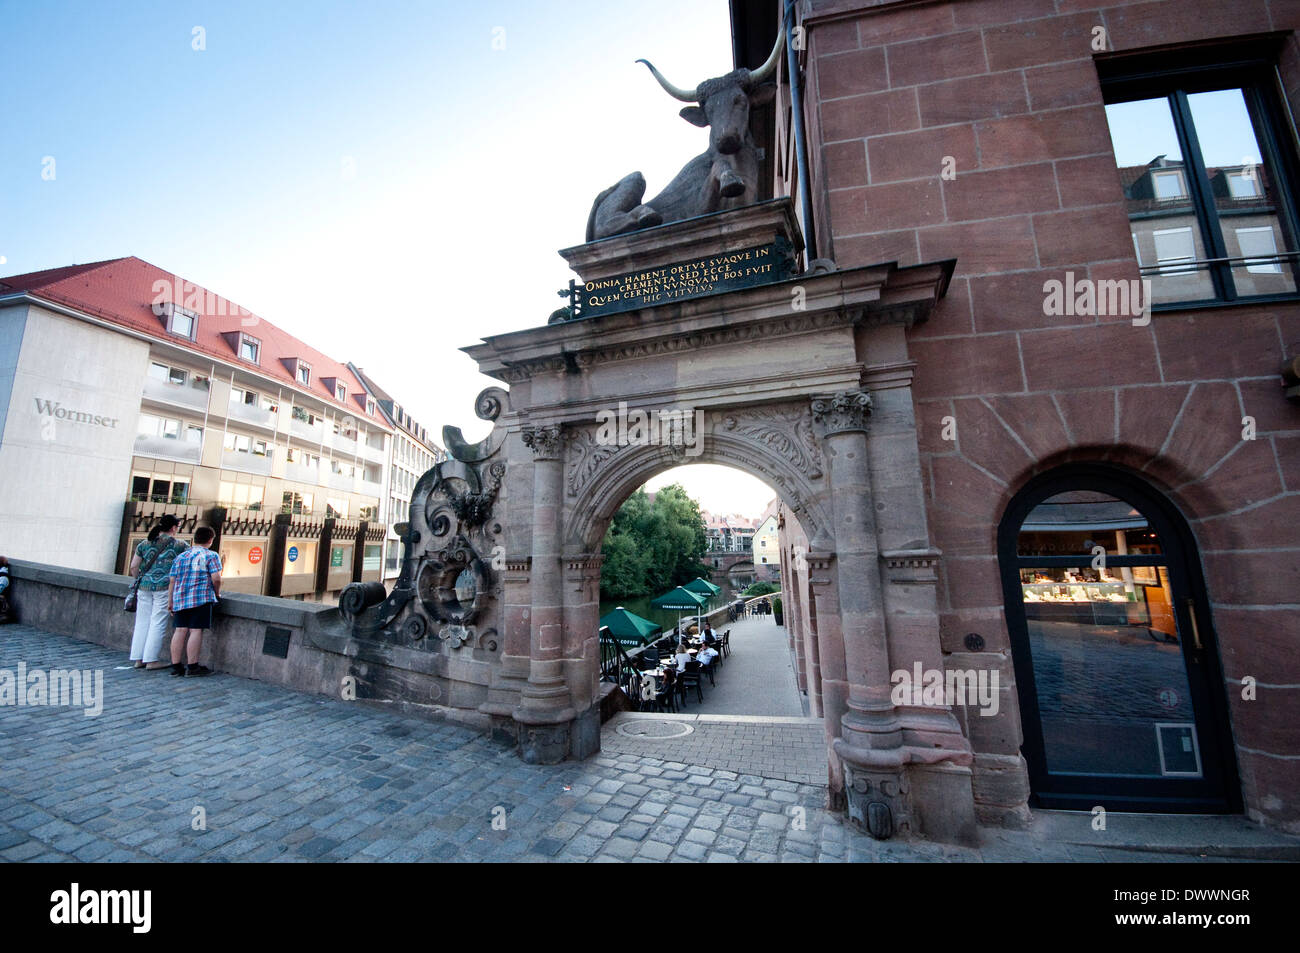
[[748, 14, 787, 85], [636, 58, 697, 102]]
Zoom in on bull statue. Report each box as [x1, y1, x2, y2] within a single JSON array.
[[586, 27, 785, 242]]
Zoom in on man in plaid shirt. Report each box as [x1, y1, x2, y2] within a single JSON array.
[[167, 526, 223, 677]]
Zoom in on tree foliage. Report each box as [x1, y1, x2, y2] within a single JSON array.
[[599, 484, 711, 600]]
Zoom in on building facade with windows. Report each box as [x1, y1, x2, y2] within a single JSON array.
[[0, 256, 393, 602], [751, 501, 781, 582], [734, 0, 1300, 833], [349, 363, 447, 584]]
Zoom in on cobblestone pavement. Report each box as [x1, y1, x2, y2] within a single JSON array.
[[601, 714, 826, 783], [0, 626, 1264, 862]]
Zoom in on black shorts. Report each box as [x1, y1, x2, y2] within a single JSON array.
[[173, 603, 213, 630]]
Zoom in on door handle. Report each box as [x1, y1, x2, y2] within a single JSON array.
[[1186, 598, 1203, 652]]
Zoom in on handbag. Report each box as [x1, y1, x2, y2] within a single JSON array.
[[125, 544, 163, 612]]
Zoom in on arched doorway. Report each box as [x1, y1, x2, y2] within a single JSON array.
[[998, 464, 1240, 813]]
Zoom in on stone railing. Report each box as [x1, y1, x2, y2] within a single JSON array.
[[0, 559, 489, 732]]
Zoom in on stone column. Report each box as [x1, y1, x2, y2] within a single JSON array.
[[807, 555, 844, 802], [813, 390, 909, 836], [513, 424, 575, 763], [562, 552, 605, 759], [803, 573, 823, 719]]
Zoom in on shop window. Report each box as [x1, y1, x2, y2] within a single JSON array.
[[1100, 39, 1300, 308], [999, 466, 1239, 813]]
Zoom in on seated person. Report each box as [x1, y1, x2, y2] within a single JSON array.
[[674, 642, 692, 673], [697, 642, 719, 668], [702, 624, 717, 645], [0, 556, 11, 624]]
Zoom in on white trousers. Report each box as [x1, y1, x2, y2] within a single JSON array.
[[129, 588, 170, 663]]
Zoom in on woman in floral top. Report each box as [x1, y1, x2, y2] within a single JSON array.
[[128, 515, 188, 669]]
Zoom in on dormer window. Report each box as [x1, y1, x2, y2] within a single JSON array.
[[239, 333, 260, 364], [335, 383, 347, 402], [1151, 169, 1185, 200], [165, 303, 198, 340], [297, 362, 311, 385], [366, 398, 376, 416]]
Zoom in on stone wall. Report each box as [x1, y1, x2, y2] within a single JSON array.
[[2, 558, 494, 733]]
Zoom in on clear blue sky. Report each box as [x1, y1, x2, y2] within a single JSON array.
[[2, 0, 779, 514]]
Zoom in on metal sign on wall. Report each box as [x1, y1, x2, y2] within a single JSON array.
[[562, 238, 795, 320]]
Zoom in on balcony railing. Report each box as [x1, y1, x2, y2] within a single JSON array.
[[135, 434, 202, 463], [284, 462, 322, 485], [330, 433, 358, 456], [142, 377, 210, 413], [220, 449, 273, 476], [290, 417, 323, 442], [227, 400, 278, 431], [360, 440, 386, 464], [326, 470, 356, 492]]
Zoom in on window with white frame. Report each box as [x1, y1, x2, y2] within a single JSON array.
[[1235, 226, 1283, 274]]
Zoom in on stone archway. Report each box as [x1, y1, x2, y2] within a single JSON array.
[[340, 201, 978, 841]]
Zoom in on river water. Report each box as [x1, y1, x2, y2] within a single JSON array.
[[599, 577, 755, 637]]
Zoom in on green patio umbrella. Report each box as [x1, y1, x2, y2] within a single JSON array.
[[683, 577, 722, 632], [599, 606, 663, 648], [684, 577, 721, 597], [651, 586, 708, 637]]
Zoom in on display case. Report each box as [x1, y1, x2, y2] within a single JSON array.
[[1021, 580, 1137, 625]]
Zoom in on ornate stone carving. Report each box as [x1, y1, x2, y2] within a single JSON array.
[[811, 390, 873, 435], [719, 405, 823, 478], [521, 424, 563, 460], [566, 427, 624, 498], [843, 765, 912, 840], [445, 461, 505, 528]]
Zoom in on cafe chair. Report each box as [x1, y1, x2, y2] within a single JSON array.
[[700, 655, 716, 687], [681, 660, 705, 704]]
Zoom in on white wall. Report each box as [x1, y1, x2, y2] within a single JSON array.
[[0, 303, 149, 571]]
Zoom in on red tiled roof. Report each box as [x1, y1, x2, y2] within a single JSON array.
[[0, 256, 386, 425]]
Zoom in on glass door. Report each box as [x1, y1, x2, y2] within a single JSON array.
[[999, 468, 1239, 813]]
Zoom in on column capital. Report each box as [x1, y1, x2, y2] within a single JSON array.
[[521, 424, 563, 460], [811, 390, 873, 435]]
